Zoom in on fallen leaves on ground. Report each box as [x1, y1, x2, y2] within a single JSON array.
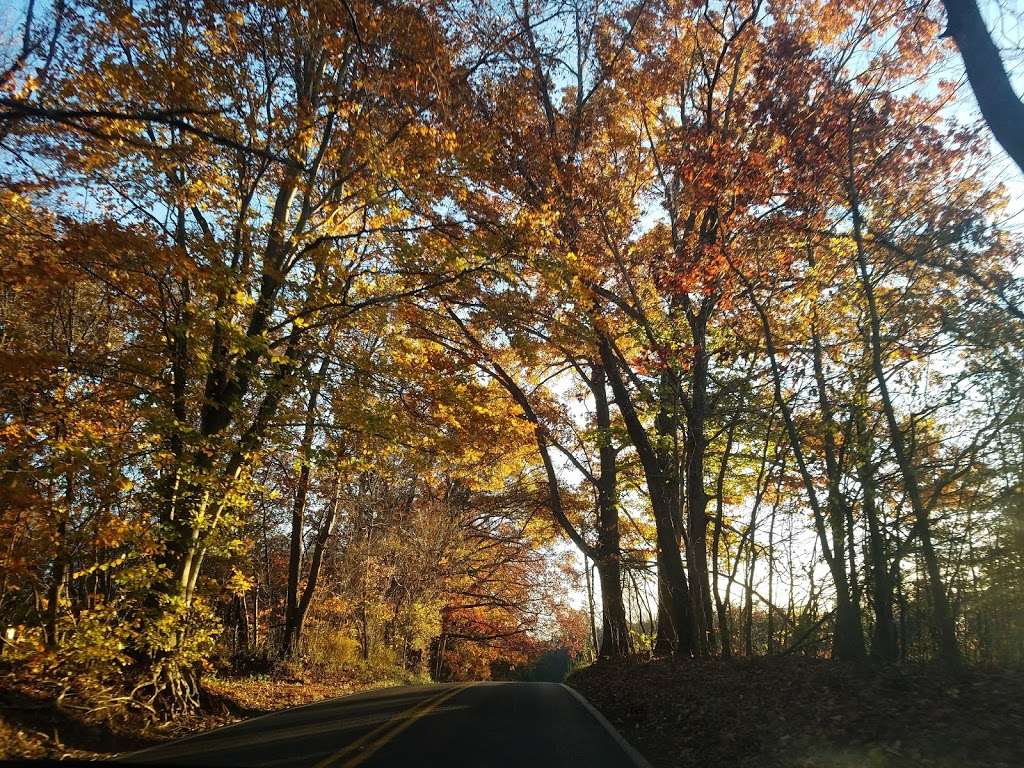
[[0, 662, 419, 760], [203, 675, 368, 716], [567, 657, 1024, 768]]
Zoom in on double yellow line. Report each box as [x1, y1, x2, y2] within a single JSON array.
[[313, 683, 473, 768]]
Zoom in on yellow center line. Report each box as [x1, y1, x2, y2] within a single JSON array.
[[312, 683, 473, 768]]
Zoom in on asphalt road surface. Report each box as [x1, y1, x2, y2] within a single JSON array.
[[120, 682, 650, 768]]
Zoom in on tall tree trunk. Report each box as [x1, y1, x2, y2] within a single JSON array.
[[847, 155, 961, 667], [653, 569, 677, 654], [46, 456, 73, 649], [251, 583, 259, 649], [592, 364, 631, 658], [744, 537, 756, 656], [680, 329, 715, 657], [766, 489, 777, 654], [293, 478, 341, 647], [599, 335, 696, 656], [282, 353, 331, 658], [45, 511, 68, 649], [808, 310, 867, 662], [863, 463, 899, 663], [585, 556, 599, 660], [595, 558, 631, 657], [236, 593, 250, 653], [712, 413, 740, 658], [854, 393, 899, 663], [738, 278, 865, 662]]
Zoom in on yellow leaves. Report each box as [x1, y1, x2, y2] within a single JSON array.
[[234, 289, 255, 307], [225, 568, 254, 597], [431, 401, 463, 431], [0, 189, 30, 217], [71, 554, 128, 582], [268, 349, 291, 366]]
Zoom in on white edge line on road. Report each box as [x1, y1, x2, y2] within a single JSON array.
[[560, 683, 654, 768]]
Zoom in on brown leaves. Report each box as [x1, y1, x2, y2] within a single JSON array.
[[571, 657, 1024, 768]]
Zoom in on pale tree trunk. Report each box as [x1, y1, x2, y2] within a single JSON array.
[[282, 352, 331, 658], [46, 420, 73, 649], [585, 556, 599, 660]]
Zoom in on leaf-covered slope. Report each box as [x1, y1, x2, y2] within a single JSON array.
[[568, 658, 1024, 768]]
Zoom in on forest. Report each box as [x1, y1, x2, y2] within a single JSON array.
[[1, 0, 1023, 764]]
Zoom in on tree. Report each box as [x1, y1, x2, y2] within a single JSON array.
[[939, 0, 1024, 175]]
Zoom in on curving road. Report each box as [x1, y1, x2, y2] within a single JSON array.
[[119, 682, 650, 768]]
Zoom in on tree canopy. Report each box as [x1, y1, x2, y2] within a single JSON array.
[[1, 0, 1022, 723]]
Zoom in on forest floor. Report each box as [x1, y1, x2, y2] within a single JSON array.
[[567, 656, 1024, 768], [5, 656, 1022, 765], [0, 662, 423, 760]]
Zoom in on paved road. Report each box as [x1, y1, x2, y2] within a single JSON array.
[[120, 682, 649, 768]]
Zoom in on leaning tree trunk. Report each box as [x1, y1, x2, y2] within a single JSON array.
[[940, 0, 1024, 175], [291, 478, 342, 652], [739, 276, 866, 662], [848, 161, 961, 667], [808, 310, 867, 662]]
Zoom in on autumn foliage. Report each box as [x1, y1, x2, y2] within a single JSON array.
[[1, 0, 1022, 739]]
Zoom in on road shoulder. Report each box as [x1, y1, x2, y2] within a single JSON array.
[[559, 684, 653, 768]]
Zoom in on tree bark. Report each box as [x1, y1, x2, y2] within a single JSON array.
[[592, 364, 632, 658], [941, 0, 1024, 175], [679, 329, 715, 657], [847, 155, 961, 667], [282, 353, 331, 658], [598, 334, 696, 656]]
